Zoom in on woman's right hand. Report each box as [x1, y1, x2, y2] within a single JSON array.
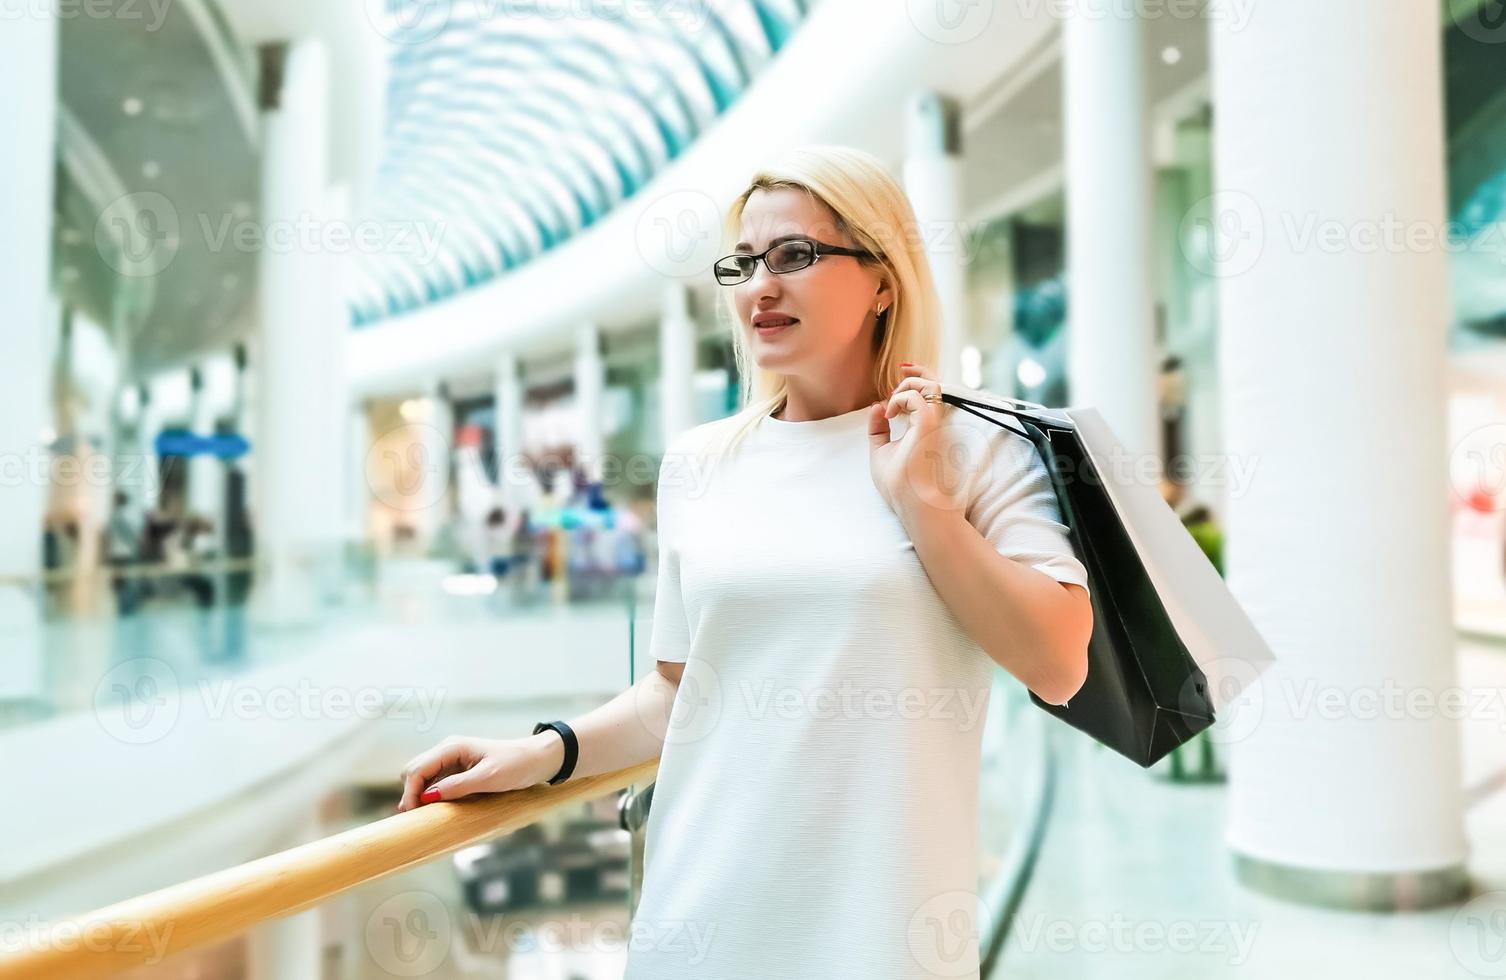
[[396, 734, 558, 811]]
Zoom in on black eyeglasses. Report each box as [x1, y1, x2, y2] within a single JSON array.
[[712, 238, 873, 286]]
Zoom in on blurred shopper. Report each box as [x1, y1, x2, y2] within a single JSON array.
[[395, 145, 1091, 980], [482, 505, 519, 578], [106, 491, 145, 616]]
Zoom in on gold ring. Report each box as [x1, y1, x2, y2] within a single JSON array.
[[922, 392, 942, 404]]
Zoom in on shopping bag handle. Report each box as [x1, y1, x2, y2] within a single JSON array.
[[940, 390, 1063, 439]]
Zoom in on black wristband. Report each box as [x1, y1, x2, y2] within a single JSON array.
[[532, 720, 578, 785]]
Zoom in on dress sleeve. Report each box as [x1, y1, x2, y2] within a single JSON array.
[[648, 439, 693, 664], [964, 419, 1091, 596]]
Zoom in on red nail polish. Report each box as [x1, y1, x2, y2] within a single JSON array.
[[420, 787, 441, 804], [900, 362, 912, 367]]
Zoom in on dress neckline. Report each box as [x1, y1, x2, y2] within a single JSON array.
[[755, 404, 874, 444]]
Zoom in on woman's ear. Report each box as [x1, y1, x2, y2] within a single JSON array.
[[873, 281, 895, 316]]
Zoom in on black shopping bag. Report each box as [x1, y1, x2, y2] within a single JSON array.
[[941, 386, 1275, 768]]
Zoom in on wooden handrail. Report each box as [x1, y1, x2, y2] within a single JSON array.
[[0, 759, 659, 980]]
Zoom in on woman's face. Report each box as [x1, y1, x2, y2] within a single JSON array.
[[731, 187, 891, 376]]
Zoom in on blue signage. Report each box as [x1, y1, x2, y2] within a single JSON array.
[[154, 429, 251, 459]]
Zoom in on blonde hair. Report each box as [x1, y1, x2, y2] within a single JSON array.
[[696, 144, 942, 465]]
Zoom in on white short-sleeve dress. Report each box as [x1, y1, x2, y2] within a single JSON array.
[[622, 402, 1089, 980]]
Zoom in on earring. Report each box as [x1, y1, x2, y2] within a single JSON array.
[[876, 304, 886, 315]]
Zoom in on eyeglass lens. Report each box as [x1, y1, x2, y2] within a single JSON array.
[[714, 240, 817, 284]]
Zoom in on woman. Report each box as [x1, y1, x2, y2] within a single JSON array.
[[396, 145, 1092, 978]]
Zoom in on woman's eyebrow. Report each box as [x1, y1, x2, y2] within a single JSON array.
[[732, 233, 806, 251]]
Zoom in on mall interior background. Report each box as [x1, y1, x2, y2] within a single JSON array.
[[4, 0, 1506, 977]]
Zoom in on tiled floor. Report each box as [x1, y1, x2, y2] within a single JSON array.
[[997, 639, 1506, 979]]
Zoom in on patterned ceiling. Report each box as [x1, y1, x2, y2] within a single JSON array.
[[349, 0, 813, 326]]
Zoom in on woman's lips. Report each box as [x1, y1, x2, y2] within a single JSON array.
[[754, 317, 798, 333]]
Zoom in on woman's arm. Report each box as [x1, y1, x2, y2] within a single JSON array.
[[904, 505, 1092, 706], [396, 660, 684, 810]]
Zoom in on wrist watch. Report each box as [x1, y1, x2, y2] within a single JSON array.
[[532, 720, 579, 785]]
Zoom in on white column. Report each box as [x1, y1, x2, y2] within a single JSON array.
[[317, 184, 353, 552], [346, 404, 370, 541], [253, 38, 337, 626], [1212, 0, 1466, 908], [188, 367, 223, 523], [1062, 3, 1158, 459], [0, 7, 57, 702], [494, 352, 526, 508], [136, 384, 162, 511], [403, 384, 454, 547], [903, 92, 967, 386], [574, 323, 604, 482], [658, 282, 697, 449], [245, 809, 323, 980]]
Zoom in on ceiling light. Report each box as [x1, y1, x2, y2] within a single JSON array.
[[1017, 357, 1047, 389], [122, 97, 144, 116], [142, 160, 161, 179], [1161, 46, 1182, 66], [961, 345, 982, 389]]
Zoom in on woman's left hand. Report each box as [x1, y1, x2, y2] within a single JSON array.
[[868, 364, 967, 526]]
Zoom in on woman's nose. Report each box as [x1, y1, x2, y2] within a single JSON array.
[[744, 260, 780, 298]]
